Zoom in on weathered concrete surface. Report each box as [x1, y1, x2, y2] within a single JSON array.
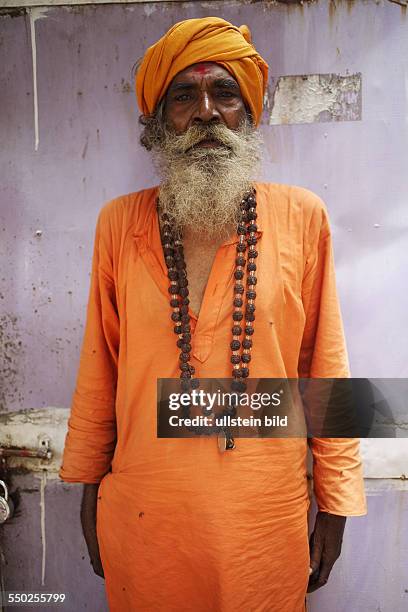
[[0, 408, 69, 474], [269, 72, 362, 124]]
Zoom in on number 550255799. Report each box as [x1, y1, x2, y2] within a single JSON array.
[[6, 592, 66, 605]]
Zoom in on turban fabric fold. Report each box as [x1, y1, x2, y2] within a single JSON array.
[[135, 17, 269, 126]]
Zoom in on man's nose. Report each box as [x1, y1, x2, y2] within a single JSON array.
[[192, 92, 221, 123]]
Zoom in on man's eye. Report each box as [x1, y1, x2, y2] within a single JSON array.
[[175, 94, 191, 102]]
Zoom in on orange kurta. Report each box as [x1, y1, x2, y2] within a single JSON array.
[[60, 183, 367, 612]]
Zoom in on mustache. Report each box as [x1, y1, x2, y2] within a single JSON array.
[[166, 123, 245, 155]]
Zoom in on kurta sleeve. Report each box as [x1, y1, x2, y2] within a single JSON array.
[[299, 195, 367, 516], [59, 205, 119, 484]]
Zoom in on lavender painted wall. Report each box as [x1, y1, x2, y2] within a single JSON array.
[[1, 1, 408, 610]]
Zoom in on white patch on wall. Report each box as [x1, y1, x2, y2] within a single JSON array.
[[37, 470, 47, 585], [0, 408, 69, 477], [28, 7, 49, 151], [269, 73, 362, 125], [361, 439, 408, 479], [143, 3, 156, 16]]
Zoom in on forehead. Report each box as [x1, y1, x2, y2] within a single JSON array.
[[169, 62, 239, 87]]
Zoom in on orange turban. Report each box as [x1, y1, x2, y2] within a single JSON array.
[[135, 17, 269, 126]]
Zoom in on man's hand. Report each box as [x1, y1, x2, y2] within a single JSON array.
[[81, 483, 105, 579], [307, 511, 346, 593]]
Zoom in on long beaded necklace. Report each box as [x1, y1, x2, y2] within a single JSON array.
[[159, 187, 258, 451]]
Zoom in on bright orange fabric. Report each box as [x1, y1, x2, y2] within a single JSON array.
[[60, 183, 366, 611], [135, 17, 269, 125]]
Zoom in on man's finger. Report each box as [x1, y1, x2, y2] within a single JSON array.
[[308, 532, 323, 574], [91, 559, 105, 579], [317, 553, 335, 584], [307, 575, 328, 593], [307, 554, 333, 593], [90, 553, 105, 578]]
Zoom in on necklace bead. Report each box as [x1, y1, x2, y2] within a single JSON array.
[[231, 380, 247, 392]]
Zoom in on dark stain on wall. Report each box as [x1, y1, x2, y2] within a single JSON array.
[[0, 314, 24, 412], [0, 8, 26, 19]]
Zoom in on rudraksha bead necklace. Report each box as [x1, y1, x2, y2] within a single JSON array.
[[159, 187, 258, 451]]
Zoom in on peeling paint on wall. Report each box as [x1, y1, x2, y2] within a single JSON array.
[[361, 439, 408, 479], [269, 72, 362, 125]]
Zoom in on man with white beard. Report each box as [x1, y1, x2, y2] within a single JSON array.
[[60, 17, 366, 612]]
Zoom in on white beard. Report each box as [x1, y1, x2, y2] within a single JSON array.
[[152, 120, 263, 240]]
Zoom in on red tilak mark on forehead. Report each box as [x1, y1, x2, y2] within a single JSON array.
[[191, 65, 210, 75]]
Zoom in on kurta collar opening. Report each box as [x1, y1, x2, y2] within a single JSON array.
[[131, 184, 264, 247]]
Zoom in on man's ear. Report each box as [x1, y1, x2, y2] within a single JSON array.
[[155, 96, 167, 122], [245, 107, 254, 126]]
